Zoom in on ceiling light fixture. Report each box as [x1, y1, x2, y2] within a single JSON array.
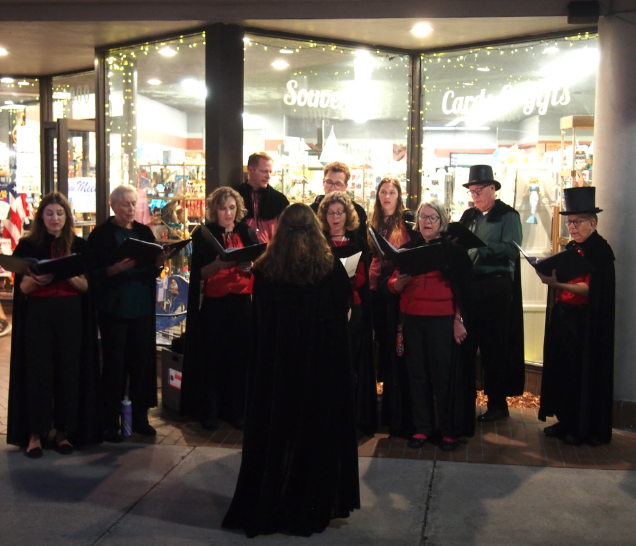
[[148, 79, 162, 85], [279, 49, 293, 54], [0, 48, 7, 56], [271, 60, 289, 69], [477, 67, 490, 72], [4, 100, 13, 105], [243, 37, 250, 43], [543, 46, 560, 54], [159, 47, 177, 57], [411, 23, 433, 37], [1, 77, 14, 83]]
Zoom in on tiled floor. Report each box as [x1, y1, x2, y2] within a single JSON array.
[[2, 333, 636, 469]]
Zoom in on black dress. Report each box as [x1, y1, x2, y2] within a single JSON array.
[[7, 234, 101, 446], [180, 221, 259, 428], [222, 261, 360, 538]]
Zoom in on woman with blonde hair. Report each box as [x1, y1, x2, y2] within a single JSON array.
[[8, 192, 101, 457], [223, 203, 360, 538], [181, 186, 258, 431], [317, 191, 377, 436], [368, 178, 415, 437]]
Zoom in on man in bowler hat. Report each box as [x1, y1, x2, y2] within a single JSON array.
[[536, 186, 615, 445], [459, 165, 525, 422]]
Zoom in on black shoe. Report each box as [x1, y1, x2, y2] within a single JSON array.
[[25, 447, 43, 459], [544, 422, 568, 439], [104, 430, 125, 443], [440, 437, 458, 452], [476, 407, 510, 423], [563, 434, 583, 446], [133, 423, 157, 436], [54, 442, 74, 455], [407, 435, 428, 448]]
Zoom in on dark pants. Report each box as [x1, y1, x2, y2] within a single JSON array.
[[545, 302, 587, 432], [464, 275, 513, 409], [199, 294, 251, 425], [24, 296, 82, 437], [98, 311, 156, 431], [403, 315, 455, 436], [349, 304, 363, 375], [371, 289, 391, 382]]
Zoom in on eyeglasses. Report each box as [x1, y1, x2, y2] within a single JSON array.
[[564, 219, 591, 227], [418, 215, 440, 223], [466, 186, 490, 197], [325, 181, 346, 189], [327, 210, 345, 217]]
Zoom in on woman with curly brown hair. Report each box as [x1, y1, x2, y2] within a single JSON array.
[[181, 186, 258, 431], [368, 178, 416, 437], [317, 191, 378, 435], [223, 203, 360, 538]]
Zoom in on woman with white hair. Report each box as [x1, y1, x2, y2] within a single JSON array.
[[388, 199, 474, 452], [87, 185, 165, 443]]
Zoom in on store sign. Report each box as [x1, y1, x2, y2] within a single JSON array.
[[283, 79, 348, 110], [442, 84, 571, 117]]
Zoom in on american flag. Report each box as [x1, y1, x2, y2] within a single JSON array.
[[3, 186, 30, 250]]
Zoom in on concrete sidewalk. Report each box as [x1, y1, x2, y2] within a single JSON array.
[[0, 437, 635, 546]]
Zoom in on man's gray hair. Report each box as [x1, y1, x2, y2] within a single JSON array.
[[415, 198, 449, 233], [110, 185, 137, 208]]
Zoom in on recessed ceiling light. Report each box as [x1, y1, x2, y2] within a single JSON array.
[[159, 47, 177, 57], [0, 48, 7, 56], [411, 23, 433, 37], [243, 37, 251, 43], [17, 80, 29, 86], [1, 77, 14, 83], [354, 49, 370, 57], [148, 79, 162, 85], [279, 49, 293, 54], [543, 46, 559, 54], [4, 100, 13, 105], [271, 60, 289, 69], [181, 78, 207, 98], [477, 67, 490, 72]]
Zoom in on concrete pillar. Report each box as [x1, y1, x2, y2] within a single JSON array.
[[594, 13, 636, 402]]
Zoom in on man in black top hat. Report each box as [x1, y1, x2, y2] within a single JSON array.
[[536, 186, 615, 446], [459, 165, 525, 422]]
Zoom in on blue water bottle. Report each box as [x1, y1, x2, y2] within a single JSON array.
[[121, 396, 133, 437]]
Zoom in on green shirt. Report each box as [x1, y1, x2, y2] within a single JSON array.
[[466, 207, 522, 277]]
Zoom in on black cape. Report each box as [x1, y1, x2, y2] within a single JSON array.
[[7, 234, 102, 446], [459, 200, 526, 396], [86, 218, 161, 410], [328, 229, 377, 434], [237, 182, 289, 221], [311, 195, 369, 249], [180, 221, 258, 419], [398, 234, 476, 437], [539, 231, 615, 443], [222, 261, 360, 538], [375, 219, 417, 435]]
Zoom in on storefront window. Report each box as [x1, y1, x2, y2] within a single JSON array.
[[53, 71, 95, 120], [106, 33, 205, 284], [244, 34, 410, 211], [420, 33, 598, 363]]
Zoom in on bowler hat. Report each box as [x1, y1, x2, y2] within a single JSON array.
[[559, 186, 603, 215], [462, 165, 501, 191]]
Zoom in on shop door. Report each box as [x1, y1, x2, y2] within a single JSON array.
[[43, 119, 97, 236]]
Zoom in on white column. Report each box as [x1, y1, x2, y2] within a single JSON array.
[[594, 13, 636, 402]]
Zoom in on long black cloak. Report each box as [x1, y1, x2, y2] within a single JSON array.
[[180, 221, 258, 419], [539, 231, 615, 443], [397, 234, 476, 438], [222, 261, 360, 538], [7, 234, 102, 446], [86, 218, 161, 410], [459, 200, 525, 396], [328, 229, 377, 434]]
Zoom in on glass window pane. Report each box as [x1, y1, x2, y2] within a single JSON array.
[[244, 35, 410, 211], [53, 71, 95, 120]]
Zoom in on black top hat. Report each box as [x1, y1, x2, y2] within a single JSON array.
[[559, 186, 603, 215], [462, 164, 501, 191]]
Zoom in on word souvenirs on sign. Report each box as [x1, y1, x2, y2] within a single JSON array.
[[283, 79, 348, 110]]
